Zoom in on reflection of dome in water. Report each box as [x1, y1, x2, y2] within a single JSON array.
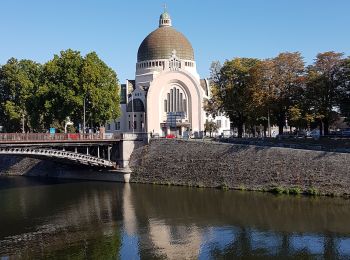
[[137, 11, 194, 62]]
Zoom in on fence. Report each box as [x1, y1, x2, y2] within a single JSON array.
[[0, 133, 121, 142]]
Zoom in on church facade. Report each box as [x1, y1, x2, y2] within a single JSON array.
[[107, 11, 229, 137]]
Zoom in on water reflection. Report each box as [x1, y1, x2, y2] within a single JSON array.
[[0, 176, 350, 258]]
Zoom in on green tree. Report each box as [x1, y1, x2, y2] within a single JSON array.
[[213, 58, 261, 138], [339, 57, 350, 124], [0, 58, 41, 132], [38, 49, 84, 131], [268, 52, 305, 135], [81, 52, 120, 127], [305, 51, 345, 135], [204, 120, 219, 137], [37, 49, 120, 132], [204, 61, 222, 118]]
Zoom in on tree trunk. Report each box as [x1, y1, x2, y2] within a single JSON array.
[[22, 112, 25, 133], [277, 113, 285, 135], [320, 120, 324, 136], [324, 119, 329, 135], [278, 124, 284, 135], [237, 124, 243, 138], [267, 109, 271, 137], [251, 127, 255, 137]]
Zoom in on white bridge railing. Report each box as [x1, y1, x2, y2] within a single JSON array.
[[0, 147, 116, 168], [0, 133, 122, 142], [0, 132, 150, 143]]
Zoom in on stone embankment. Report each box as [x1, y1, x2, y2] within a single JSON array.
[[130, 139, 350, 196]]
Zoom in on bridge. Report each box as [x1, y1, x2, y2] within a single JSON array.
[[0, 133, 149, 170]]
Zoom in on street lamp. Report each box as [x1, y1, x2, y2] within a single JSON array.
[[83, 94, 90, 134], [83, 96, 86, 134]]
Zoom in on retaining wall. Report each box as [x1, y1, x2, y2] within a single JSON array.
[[129, 139, 350, 196]]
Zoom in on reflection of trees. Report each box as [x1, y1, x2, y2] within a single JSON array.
[[129, 184, 350, 259], [279, 234, 290, 257], [0, 179, 123, 258], [324, 234, 336, 259], [35, 228, 121, 259], [130, 184, 350, 234], [1, 179, 350, 259], [205, 229, 343, 259]]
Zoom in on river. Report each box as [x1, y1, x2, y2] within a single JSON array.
[[0, 175, 350, 259]]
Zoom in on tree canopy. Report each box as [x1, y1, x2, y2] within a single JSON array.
[[206, 51, 350, 136], [0, 49, 120, 132]]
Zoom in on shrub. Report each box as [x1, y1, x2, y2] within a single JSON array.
[[307, 187, 319, 196], [270, 186, 285, 194], [220, 182, 229, 190], [197, 182, 205, 188], [289, 187, 302, 195], [238, 184, 246, 191]]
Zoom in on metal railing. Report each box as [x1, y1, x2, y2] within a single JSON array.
[[0, 133, 121, 142]]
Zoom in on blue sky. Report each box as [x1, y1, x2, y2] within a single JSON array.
[[1, 0, 349, 81]]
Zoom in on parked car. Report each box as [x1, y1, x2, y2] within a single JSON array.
[[341, 128, 350, 137], [166, 134, 176, 139], [306, 129, 320, 139], [183, 131, 190, 140]]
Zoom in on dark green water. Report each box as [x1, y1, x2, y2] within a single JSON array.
[[0, 176, 350, 259]]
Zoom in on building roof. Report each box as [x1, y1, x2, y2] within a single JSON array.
[[137, 12, 194, 62], [160, 11, 170, 20]]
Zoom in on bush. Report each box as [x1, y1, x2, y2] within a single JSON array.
[[270, 186, 285, 194], [238, 184, 246, 191], [307, 187, 319, 196], [289, 187, 302, 195], [220, 182, 229, 190]]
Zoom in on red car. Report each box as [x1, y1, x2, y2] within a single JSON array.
[[165, 134, 176, 139]]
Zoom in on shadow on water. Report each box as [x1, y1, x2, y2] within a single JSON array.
[[0, 156, 25, 172], [0, 176, 350, 259]]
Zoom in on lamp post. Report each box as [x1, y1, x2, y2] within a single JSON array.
[[83, 96, 86, 134], [268, 108, 271, 137], [142, 86, 149, 134], [132, 95, 134, 134]]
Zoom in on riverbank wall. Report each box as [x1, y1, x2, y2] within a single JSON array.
[[0, 156, 130, 182], [1, 139, 350, 196], [129, 139, 350, 196]]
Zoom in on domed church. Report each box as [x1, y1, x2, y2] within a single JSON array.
[[108, 10, 212, 137]]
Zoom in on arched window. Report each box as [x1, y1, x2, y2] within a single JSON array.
[[164, 86, 187, 114], [127, 98, 145, 112]]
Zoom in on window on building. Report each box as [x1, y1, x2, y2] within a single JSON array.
[[217, 120, 222, 128], [127, 99, 145, 112], [134, 121, 137, 130], [106, 123, 110, 130], [116, 122, 120, 130], [128, 121, 131, 130]]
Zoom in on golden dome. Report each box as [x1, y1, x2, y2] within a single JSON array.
[[137, 12, 195, 62]]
